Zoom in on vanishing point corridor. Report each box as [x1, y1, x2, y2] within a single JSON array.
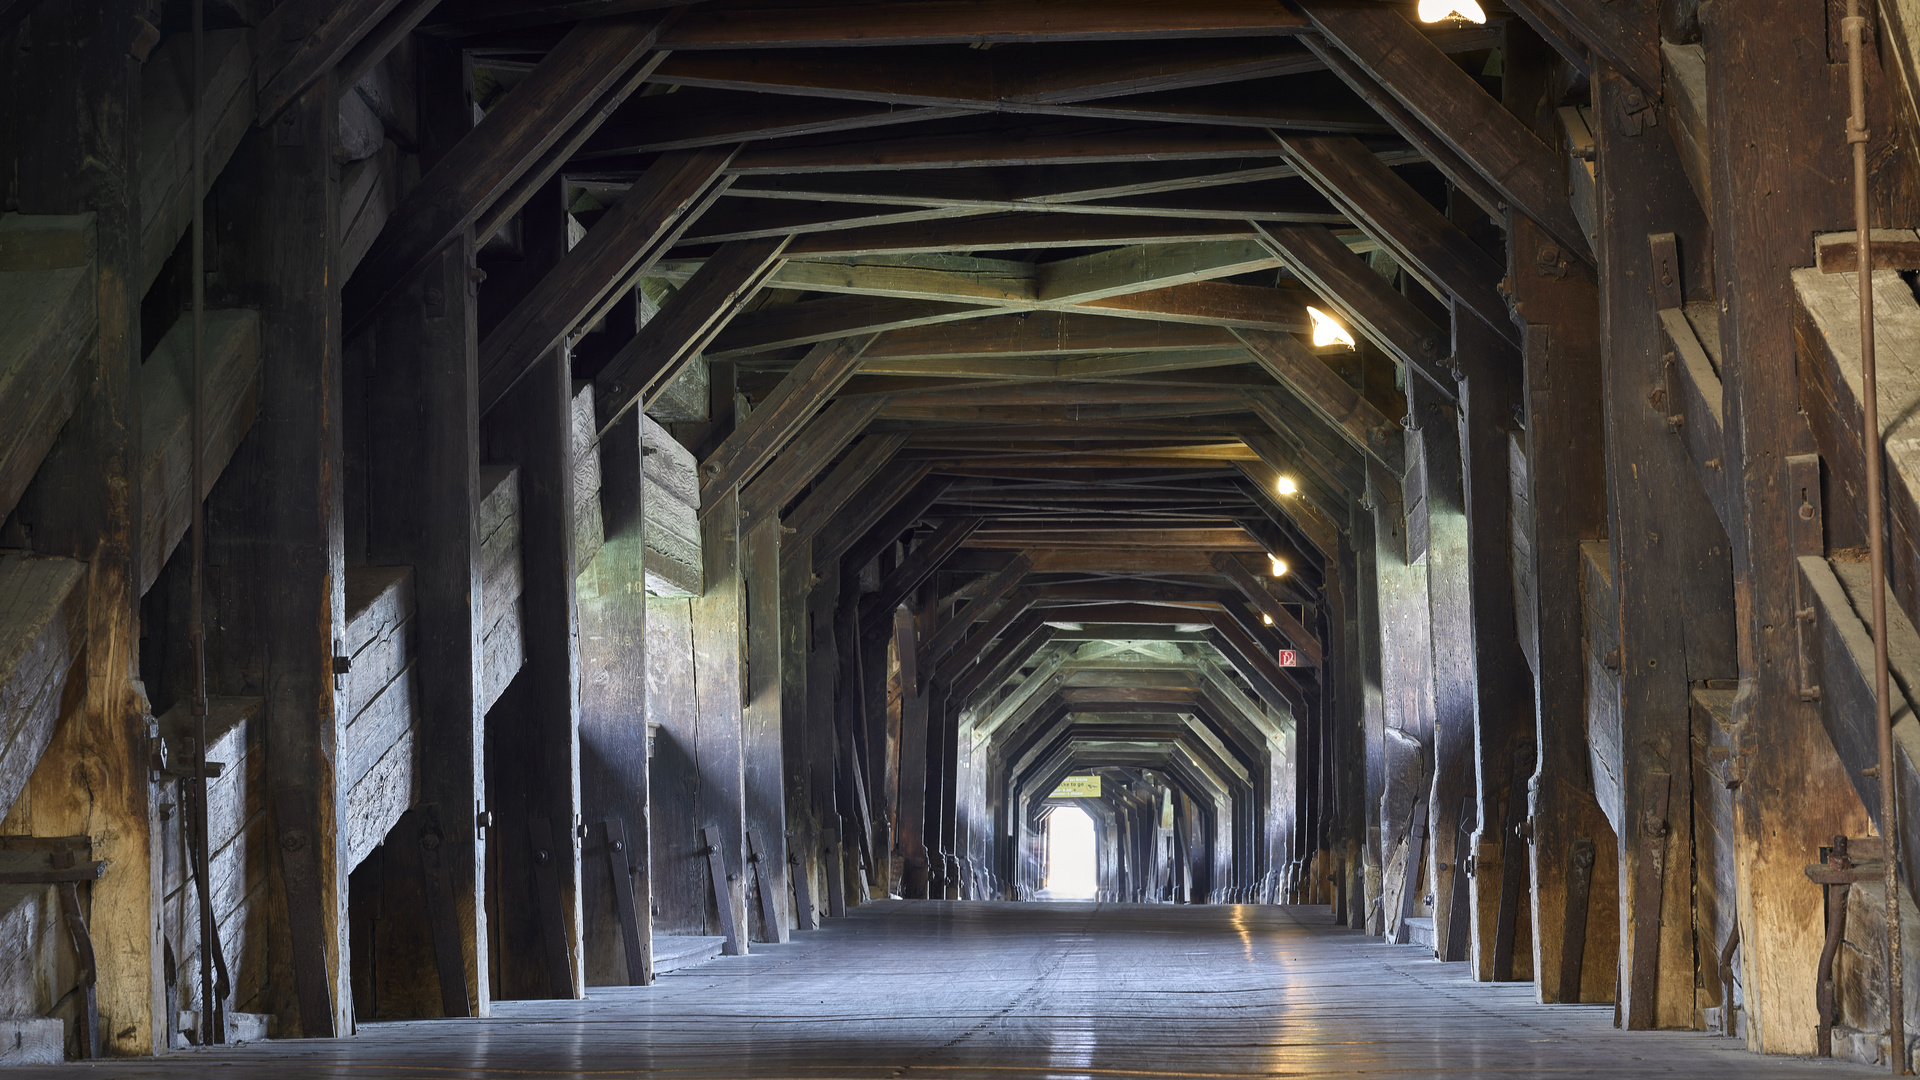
[[1, 903, 1879, 1078]]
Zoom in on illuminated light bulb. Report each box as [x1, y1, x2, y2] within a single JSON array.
[[1262, 613, 1274, 626], [1269, 555, 1288, 578], [1276, 475, 1298, 496], [1417, 0, 1486, 22], [1307, 306, 1356, 349]]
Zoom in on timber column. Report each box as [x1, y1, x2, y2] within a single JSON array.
[[5, 0, 163, 1054], [205, 77, 350, 1034]]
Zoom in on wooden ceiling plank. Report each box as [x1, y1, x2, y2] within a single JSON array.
[[739, 395, 890, 529], [659, 0, 1311, 49], [1278, 134, 1516, 345], [1235, 327, 1404, 476], [1300, 2, 1593, 260], [596, 234, 791, 434], [479, 146, 735, 413], [342, 14, 671, 336], [701, 333, 880, 501], [1254, 221, 1452, 395], [781, 432, 911, 550]]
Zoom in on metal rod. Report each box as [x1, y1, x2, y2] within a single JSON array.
[[1846, 4, 1905, 1071], [187, 0, 225, 1048]]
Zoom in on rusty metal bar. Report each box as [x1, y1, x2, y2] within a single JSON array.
[[1845, 0, 1905, 1069]]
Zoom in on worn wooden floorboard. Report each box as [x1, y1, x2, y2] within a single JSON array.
[[19, 902, 1875, 1077]]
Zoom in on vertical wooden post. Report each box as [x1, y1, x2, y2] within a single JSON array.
[[363, 231, 489, 1017], [1351, 504, 1388, 932], [201, 76, 348, 1034], [1703, 0, 1885, 1051], [1508, 217, 1608, 995], [4, 0, 162, 1053], [1448, 306, 1535, 982], [1368, 465, 1436, 943], [694, 487, 749, 949], [1591, 64, 1738, 1022], [778, 540, 816, 929], [1417, 382, 1476, 962], [483, 341, 582, 999], [742, 517, 790, 942], [578, 409, 653, 982]]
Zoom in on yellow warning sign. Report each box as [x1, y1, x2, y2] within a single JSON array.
[[1051, 775, 1101, 798]]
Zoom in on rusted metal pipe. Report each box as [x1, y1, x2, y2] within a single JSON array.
[[1846, 3, 1905, 1069], [1819, 843, 1855, 1057], [186, 0, 228, 1047]]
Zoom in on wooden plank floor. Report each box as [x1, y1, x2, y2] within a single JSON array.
[[26, 902, 1876, 1078]]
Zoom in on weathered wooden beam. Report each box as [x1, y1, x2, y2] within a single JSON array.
[[0, 552, 87, 824], [139, 28, 254, 296], [778, 211, 1257, 258], [1241, 389, 1368, 499], [1208, 552, 1320, 667], [740, 396, 890, 529], [922, 554, 1034, 670], [595, 235, 791, 434], [421, 0, 701, 34], [1299, 2, 1591, 260], [700, 333, 878, 502], [660, 0, 1311, 48], [1652, 239, 1733, 534], [1511, 0, 1659, 96], [1234, 328, 1404, 476], [1276, 135, 1515, 344], [1594, 82, 1733, 1015], [581, 92, 979, 158], [360, 231, 488, 1016], [481, 147, 736, 413], [1290, 35, 1506, 223], [781, 432, 910, 550], [136, 310, 262, 596], [255, 0, 407, 125], [861, 518, 986, 623], [342, 15, 672, 335], [729, 119, 1290, 175], [0, 214, 94, 527], [1254, 222, 1452, 393], [814, 470, 945, 573], [336, 0, 443, 91], [1038, 238, 1279, 301], [650, 37, 1335, 107]]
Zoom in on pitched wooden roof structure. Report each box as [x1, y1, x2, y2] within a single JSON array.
[[5, 0, 1920, 1069]]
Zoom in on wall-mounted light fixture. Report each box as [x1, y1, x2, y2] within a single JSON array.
[[1417, 0, 1486, 22], [1307, 306, 1356, 350]]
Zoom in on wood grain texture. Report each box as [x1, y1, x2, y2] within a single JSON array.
[[0, 215, 94, 529], [0, 553, 87, 824], [136, 309, 262, 596]]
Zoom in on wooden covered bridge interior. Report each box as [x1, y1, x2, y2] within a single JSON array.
[[6, 0, 1920, 1075]]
